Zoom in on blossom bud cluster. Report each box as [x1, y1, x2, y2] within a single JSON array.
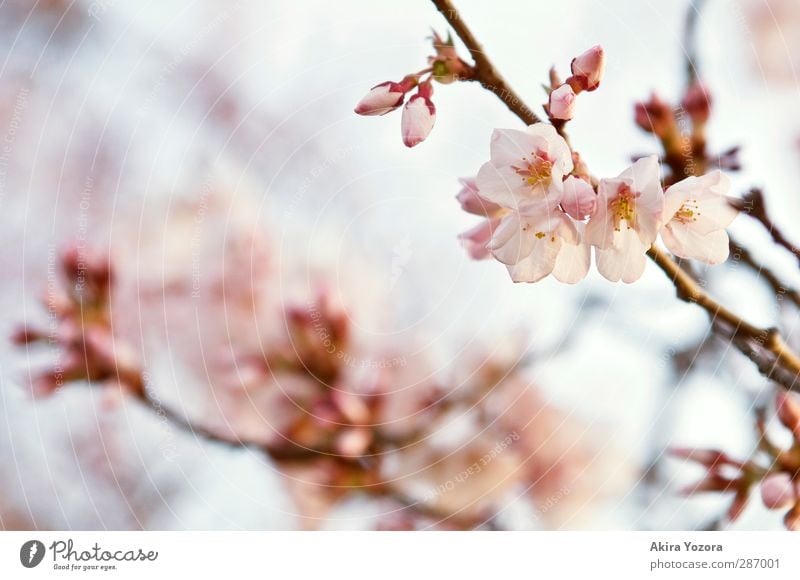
[[355, 31, 471, 147], [458, 122, 738, 283]]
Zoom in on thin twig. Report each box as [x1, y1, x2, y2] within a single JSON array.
[[734, 189, 800, 267], [729, 237, 800, 309], [647, 245, 800, 390], [431, 0, 540, 126]]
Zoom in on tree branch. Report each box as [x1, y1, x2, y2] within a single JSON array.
[[734, 189, 800, 267], [431, 0, 541, 126], [647, 245, 800, 390], [729, 237, 800, 309]]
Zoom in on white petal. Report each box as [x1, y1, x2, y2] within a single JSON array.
[[663, 180, 694, 221], [525, 123, 573, 174], [487, 214, 536, 265], [662, 223, 730, 264], [692, 195, 739, 233], [584, 203, 614, 249], [488, 128, 544, 167], [476, 162, 536, 211], [595, 227, 648, 283], [624, 155, 664, 213], [552, 239, 591, 283], [636, 211, 662, 246], [507, 235, 562, 283]]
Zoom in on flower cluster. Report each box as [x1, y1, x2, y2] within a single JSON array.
[[12, 245, 144, 397], [672, 391, 800, 530], [15, 238, 614, 529], [547, 46, 606, 121], [458, 123, 738, 283], [354, 31, 471, 147]]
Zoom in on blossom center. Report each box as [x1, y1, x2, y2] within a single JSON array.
[[512, 149, 553, 191], [609, 183, 639, 231], [674, 199, 700, 225]]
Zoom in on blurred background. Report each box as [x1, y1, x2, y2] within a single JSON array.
[[1, 0, 800, 530]]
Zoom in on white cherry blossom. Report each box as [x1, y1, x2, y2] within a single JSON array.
[[585, 155, 664, 283], [661, 170, 737, 264]]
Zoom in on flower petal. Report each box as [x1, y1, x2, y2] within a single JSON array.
[[595, 227, 648, 282], [487, 214, 536, 265], [507, 235, 562, 283], [662, 223, 730, 264], [488, 128, 544, 167], [552, 239, 591, 284], [401, 95, 435, 147]]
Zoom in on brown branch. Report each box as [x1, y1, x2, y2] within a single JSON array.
[[431, 0, 540, 126], [734, 189, 800, 267], [648, 245, 800, 390], [133, 383, 330, 460], [729, 237, 800, 309], [432, 0, 800, 390]]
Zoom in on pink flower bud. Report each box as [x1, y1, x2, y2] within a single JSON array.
[[681, 81, 712, 125], [401, 88, 436, 148], [335, 427, 372, 457], [548, 84, 576, 121], [561, 176, 596, 220], [776, 391, 800, 439], [332, 389, 371, 424], [760, 473, 795, 510], [354, 82, 406, 116], [456, 178, 502, 216], [458, 218, 499, 260], [11, 325, 44, 345], [570, 45, 605, 92], [634, 93, 675, 137]]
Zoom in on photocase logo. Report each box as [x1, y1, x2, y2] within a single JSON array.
[[20, 540, 45, 568]]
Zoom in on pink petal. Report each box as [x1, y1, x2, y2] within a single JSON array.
[[549, 84, 576, 121], [354, 82, 405, 116], [561, 176, 596, 220], [570, 45, 606, 91], [458, 218, 499, 260], [760, 473, 796, 510], [456, 177, 502, 217], [401, 95, 435, 147]]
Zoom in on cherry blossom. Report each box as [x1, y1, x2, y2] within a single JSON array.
[[488, 211, 590, 283], [585, 155, 664, 283], [475, 123, 573, 214], [661, 170, 738, 264]]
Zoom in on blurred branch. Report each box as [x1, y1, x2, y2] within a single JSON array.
[[647, 245, 800, 391], [430, 0, 541, 125], [733, 189, 800, 267], [730, 237, 800, 309], [683, 0, 706, 86]]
